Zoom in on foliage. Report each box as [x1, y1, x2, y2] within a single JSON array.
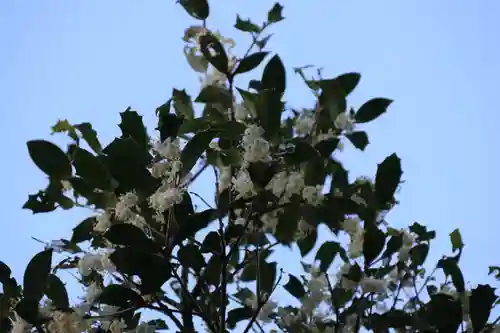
[[2, 1, 499, 333]]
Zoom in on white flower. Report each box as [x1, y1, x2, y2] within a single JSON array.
[[398, 246, 411, 263], [242, 125, 265, 148], [101, 251, 117, 273], [285, 171, 305, 198], [85, 282, 102, 304], [342, 217, 361, 236], [78, 253, 102, 276], [243, 137, 271, 163], [48, 311, 83, 333], [60, 180, 72, 191], [201, 69, 227, 88], [307, 274, 327, 294], [100, 305, 120, 317], [109, 319, 127, 333], [218, 167, 232, 193], [350, 193, 367, 207], [302, 185, 324, 206], [94, 212, 112, 232], [115, 192, 138, 220], [267, 171, 288, 197], [232, 170, 256, 199], [261, 212, 279, 233], [151, 161, 169, 178], [136, 322, 157, 333], [278, 307, 298, 327], [360, 277, 388, 294], [401, 230, 416, 247], [234, 103, 250, 122], [154, 137, 181, 160], [127, 214, 147, 230], [148, 187, 185, 213], [209, 140, 220, 151], [11, 312, 28, 333], [348, 231, 364, 259], [296, 114, 315, 135], [334, 112, 355, 133], [235, 217, 246, 226]]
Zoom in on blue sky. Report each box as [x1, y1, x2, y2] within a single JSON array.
[[1, 0, 499, 328]]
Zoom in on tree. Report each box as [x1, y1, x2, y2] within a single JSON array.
[[1, 1, 499, 332]]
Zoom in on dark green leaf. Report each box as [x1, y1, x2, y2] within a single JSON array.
[[96, 284, 143, 307], [437, 257, 465, 292], [109, 248, 171, 293], [0, 261, 11, 283], [234, 52, 268, 75], [315, 241, 342, 272], [172, 89, 195, 119], [72, 147, 111, 190], [74, 122, 102, 154], [156, 111, 184, 141], [23, 249, 53, 302], [234, 15, 261, 33], [119, 108, 149, 149], [355, 98, 392, 124], [27, 140, 71, 179], [469, 284, 497, 333], [314, 137, 340, 158], [195, 85, 232, 108], [180, 130, 217, 177], [103, 138, 156, 193], [267, 2, 284, 24], [259, 261, 277, 295], [104, 224, 153, 249], [199, 33, 229, 74], [52, 119, 78, 141], [261, 54, 286, 95], [45, 274, 69, 310], [173, 209, 218, 246], [178, 118, 209, 135], [178, 0, 209, 20], [305, 155, 327, 186], [22, 192, 57, 214], [275, 204, 300, 244], [227, 307, 254, 329], [297, 228, 317, 257], [333, 72, 361, 97], [178, 244, 206, 272], [409, 222, 436, 242], [284, 139, 319, 165], [449, 228, 464, 253], [346, 131, 369, 151], [201, 231, 222, 254], [147, 319, 169, 329], [426, 294, 462, 333], [363, 225, 385, 266], [375, 153, 402, 208], [284, 274, 305, 299], [15, 298, 40, 325], [409, 243, 429, 267], [71, 217, 96, 243], [382, 234, 402, 258], [174, 192, 195, 225], [247, 161, 279, 188], [256, 34, 273, 50]]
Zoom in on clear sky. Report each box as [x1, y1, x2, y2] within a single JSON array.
[[1, 0, 499, 328]]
